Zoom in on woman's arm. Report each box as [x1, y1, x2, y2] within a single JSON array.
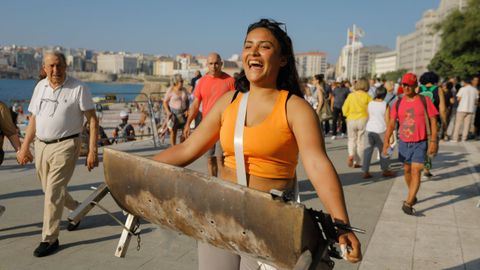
[[152, 91, 235, 166], [287, 96, 362, 263]]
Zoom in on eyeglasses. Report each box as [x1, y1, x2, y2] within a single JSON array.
[[39, 87, 63, 117], [401, 83, 412, 88], [39, 98, 59, 117]]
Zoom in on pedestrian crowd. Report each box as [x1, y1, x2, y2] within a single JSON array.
[[1, 16, 479, 270], [300, 72, 479, 215]]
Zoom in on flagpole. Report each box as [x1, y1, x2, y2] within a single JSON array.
[[350, 24, 356, 82], [345, 27, 350, 81]]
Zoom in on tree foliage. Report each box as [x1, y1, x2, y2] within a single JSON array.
[[429, 0, 480, 78]]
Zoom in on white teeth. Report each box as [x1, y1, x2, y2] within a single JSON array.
[[248, 60, 262, 67]]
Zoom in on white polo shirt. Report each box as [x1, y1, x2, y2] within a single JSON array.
[[457, 85, 479, 113], [28, 76, 94, 141]]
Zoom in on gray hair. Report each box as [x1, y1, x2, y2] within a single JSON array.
[[43, 51, 67, 66]]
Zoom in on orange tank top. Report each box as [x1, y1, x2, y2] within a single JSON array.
[[220, 90, 298, 179]]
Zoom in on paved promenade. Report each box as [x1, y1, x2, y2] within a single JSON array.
[[1, 132, 479, 269]]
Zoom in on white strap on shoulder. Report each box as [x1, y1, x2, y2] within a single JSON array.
[[234, 91, 249, 187]]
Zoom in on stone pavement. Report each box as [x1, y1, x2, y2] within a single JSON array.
[[360, 141, 480, 270], [0, 135, 479, 270]]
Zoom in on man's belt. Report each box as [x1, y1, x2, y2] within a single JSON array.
[[39, 133, 80, 144]]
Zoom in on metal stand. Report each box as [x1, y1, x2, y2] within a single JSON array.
[[67, 183, 139, 258], [67, 183, 109, 226]]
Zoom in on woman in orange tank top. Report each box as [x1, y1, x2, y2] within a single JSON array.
[[153, 19, 361, 269]]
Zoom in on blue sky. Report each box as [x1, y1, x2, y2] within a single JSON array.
[[1, 0, 440, 62]]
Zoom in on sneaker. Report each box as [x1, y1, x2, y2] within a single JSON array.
[[331, 136, 336, 140], [33, 239, 59, 257], [67, 220, 80, 231], [340, 133, 346, 138], [0, 205, 5, 217]]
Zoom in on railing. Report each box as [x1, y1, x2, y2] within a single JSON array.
[[91, 92, 162, 148], [10, 91, 171, 149]]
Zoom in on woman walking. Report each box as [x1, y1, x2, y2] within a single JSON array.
[[153, 18, 361, 269], [362, 86, 395, 178], [342, 79, 372, 168], [163, 74, 189, 146]]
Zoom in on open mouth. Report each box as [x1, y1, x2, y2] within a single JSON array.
[[248, 60, 263, 69]]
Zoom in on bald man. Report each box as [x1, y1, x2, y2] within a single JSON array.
[[183, 53, 235, 176]]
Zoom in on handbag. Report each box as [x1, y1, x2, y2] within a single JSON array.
[[318, 99, 333, 121]]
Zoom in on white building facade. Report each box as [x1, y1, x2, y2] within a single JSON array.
[[373, 51, 397, 76], [295, 52, 327, 78], [396, 0, 467, 74], [97, 54, 137, 74]]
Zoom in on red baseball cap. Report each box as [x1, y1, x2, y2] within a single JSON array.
[[401, 73, 418, 86]]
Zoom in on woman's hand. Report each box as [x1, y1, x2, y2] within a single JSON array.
[[338, 231, 362, 263]]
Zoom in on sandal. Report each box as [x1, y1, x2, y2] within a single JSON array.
[[412, 197, 418, 205], [382, 170, 396, 177], [362, 172, 373, 179], [347, 156, 354, 168], [402, 201, 416, 216]]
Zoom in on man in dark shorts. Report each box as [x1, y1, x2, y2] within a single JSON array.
[[383, 73, 438, 215], [183, 53, 235, 176]]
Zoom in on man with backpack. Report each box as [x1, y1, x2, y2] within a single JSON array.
[[383, 73, 438, 215]]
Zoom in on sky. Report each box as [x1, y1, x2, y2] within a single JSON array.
[[0, 0, 441, 62]]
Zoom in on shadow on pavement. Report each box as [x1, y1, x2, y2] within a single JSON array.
[[59, 227, 155, 251], [443, 258, 480, 270], [0, 182, 103, 200], [415, 182, 479, 215]]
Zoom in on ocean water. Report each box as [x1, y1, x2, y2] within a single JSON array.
[[0, 79, 144, 107]]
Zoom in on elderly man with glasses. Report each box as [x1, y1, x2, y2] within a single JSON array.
[[382, 73, 438, 216], [17, 51, 98, 257]]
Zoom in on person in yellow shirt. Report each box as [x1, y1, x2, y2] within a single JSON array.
[[342, 79, 372, 167]]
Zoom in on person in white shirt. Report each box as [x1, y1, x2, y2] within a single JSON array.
[[451, 76, 479, 142], [362, 86, 396, 179], [17, 52, 98, 257]]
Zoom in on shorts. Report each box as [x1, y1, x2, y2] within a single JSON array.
[[398, 140, 427, 164], [204, 141, 223, 158]]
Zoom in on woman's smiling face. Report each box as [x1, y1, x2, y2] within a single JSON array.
[[242, 27, 287, 88]]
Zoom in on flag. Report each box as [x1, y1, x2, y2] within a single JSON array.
[[356, 26, 365, 39]]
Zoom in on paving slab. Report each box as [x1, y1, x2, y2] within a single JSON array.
[[1, 133, 479, 269]]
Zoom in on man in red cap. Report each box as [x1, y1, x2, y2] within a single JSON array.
[[383, 73, 438, 215]]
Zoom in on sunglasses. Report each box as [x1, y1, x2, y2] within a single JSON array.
[[401, 83, 413, 88]]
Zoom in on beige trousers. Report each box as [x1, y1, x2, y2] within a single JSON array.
[[34, 137, 80, 243], [452, 112, 473, 142], [346, 118, 367, 165]]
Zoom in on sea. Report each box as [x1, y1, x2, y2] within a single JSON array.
[[0, 79, 144, 108]]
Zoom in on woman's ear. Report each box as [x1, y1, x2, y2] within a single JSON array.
[[280, 56, 288, 67]]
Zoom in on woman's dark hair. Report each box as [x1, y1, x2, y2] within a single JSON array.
[[375, 86, 387, 100], [235, 18, 303, 98], [314, 74, 325, 84]]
